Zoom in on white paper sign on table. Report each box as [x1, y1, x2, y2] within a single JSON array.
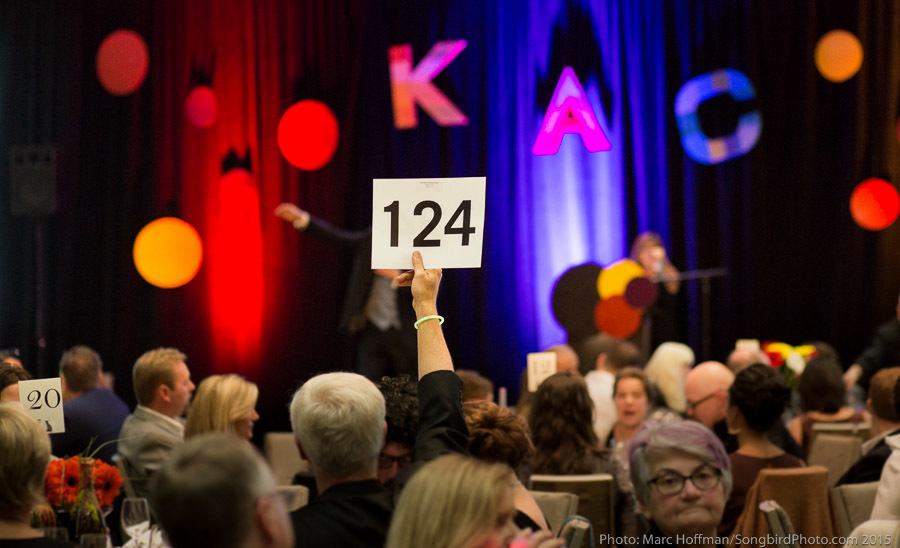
[[371, 177, 486, 269], [527, 352, 558, 392], [18, 378, 65, 434]]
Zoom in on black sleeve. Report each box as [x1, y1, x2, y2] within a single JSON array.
[[855, 323, 894, 388], [389, 371, 470, 501], [305, 215, 371, 247], [413, 370, 470, 461]]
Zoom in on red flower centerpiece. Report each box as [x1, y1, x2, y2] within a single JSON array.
[[43, 453, 123, 539]]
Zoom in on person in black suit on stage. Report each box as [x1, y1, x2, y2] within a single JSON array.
[[276, 203, 417, 380]]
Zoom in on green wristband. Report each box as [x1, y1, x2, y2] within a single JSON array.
[[414, 315, 445, 330]]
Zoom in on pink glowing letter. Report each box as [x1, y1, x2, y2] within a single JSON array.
[[532, 67, 611, 155], [389, 40, 469, 129]]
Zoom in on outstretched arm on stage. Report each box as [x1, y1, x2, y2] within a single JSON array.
[[275, 202, 370, 245]]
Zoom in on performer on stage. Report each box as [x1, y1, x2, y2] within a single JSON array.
[[630, 232, 681, 352], [275, 203, 417, 380]]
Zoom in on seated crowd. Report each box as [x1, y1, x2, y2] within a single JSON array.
[[1, 265, 899, 548]]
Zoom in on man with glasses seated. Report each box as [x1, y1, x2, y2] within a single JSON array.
[[629, 420, 731, 548], [685, 361, 802, 459], [376, 375, 417, 484]]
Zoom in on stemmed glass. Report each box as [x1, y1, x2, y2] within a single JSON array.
[[120, 497, 151, 545]]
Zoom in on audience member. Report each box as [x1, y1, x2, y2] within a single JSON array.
[[0, 347, 23, 369], [51, 345, 129, 462], [871, 431, 900, 519], [844, 291, 900, 391], [644, 342, 695, 414], [838, 367, 900, 485], [457, 369, 494, 403], [184, 374, 259, 441], [788, 356, 866, 453], [150, 432, 293, 548], [629, 420, 732, 547], [725, 347, 769, 374], [719, 364, 803, 535], [463, 400, 548, 531], [0, 363, 32, 403], [581, 334, 641, 445], [118, 347, 195, 499], [527, 371, 608, 474], [527, 370, 635, 535], [684, 361, 738, 454], [287, 251, 468, 547], [0, 402, 74, 546], [608, 368, 654, 448], [377, 375, 418, 484], [516, 343, 580, 419], [386, 454, 562, 548], [607, 368, 653, 504]]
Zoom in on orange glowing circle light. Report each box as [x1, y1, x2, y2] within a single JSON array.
[[133, 217, 203, 288], [814, 30, 863, 83], [96, 29, 149, 96], [850, 178, 900, 231], [277, 100, 339, 171], [185, 85, 218, 128]]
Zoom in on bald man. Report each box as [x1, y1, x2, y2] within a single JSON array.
[[726, 348, 769, 374], [687, 360, 804, 458], [685, 361, 734, 430]]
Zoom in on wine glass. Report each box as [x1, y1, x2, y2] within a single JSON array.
[[120, 497, 151, 544]]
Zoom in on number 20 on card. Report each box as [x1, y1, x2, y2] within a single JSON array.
[[371, 177, 486, 269]]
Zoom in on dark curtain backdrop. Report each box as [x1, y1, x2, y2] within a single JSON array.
[[1, 0, 898, 438]]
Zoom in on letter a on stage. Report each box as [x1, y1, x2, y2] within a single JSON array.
[[532, 67, 611, 155]]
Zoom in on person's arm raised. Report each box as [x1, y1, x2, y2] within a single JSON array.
[[393, 251, 452, 379]]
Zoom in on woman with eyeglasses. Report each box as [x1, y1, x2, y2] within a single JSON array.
[[718, 364, 803, 536], [629, 420, 731, 547]]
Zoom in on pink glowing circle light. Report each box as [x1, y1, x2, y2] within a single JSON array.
[[185, 85, 218, 128]]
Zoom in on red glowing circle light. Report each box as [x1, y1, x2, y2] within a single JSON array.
[[277, 100, 339, 171], [850, 178, 900, 231], [594, 296, 643, 339], [185, 85, 218, 128], [96, 29, 149, 96]]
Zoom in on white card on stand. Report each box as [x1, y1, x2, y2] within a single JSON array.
[[527, 352, 558, 392], [18, 378, 65, 434]]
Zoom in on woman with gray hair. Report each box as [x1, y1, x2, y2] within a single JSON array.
[[629, 420, 732, 547]]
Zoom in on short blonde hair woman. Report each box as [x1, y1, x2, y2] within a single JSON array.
[[0, 403, 57, 543], [387, 454, 562, 548], [185, 375, 259, 441]]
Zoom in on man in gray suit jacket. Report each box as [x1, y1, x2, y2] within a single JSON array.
[[118, 347, 195, 499]]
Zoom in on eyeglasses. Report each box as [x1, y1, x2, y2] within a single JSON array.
[[378, 452, 412, 469], [648, 465, 722, 496], [686, 391, 718, 411]]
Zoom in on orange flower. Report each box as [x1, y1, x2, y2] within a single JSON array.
[[92, 460, 123, 508], [45, 456, 122, 511]]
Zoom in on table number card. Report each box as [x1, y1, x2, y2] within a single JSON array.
[[527, 352, 558, 393], [18, 377, 65, 434]]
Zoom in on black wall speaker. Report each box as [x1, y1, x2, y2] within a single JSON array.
[[9, 144, 57, 217]]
